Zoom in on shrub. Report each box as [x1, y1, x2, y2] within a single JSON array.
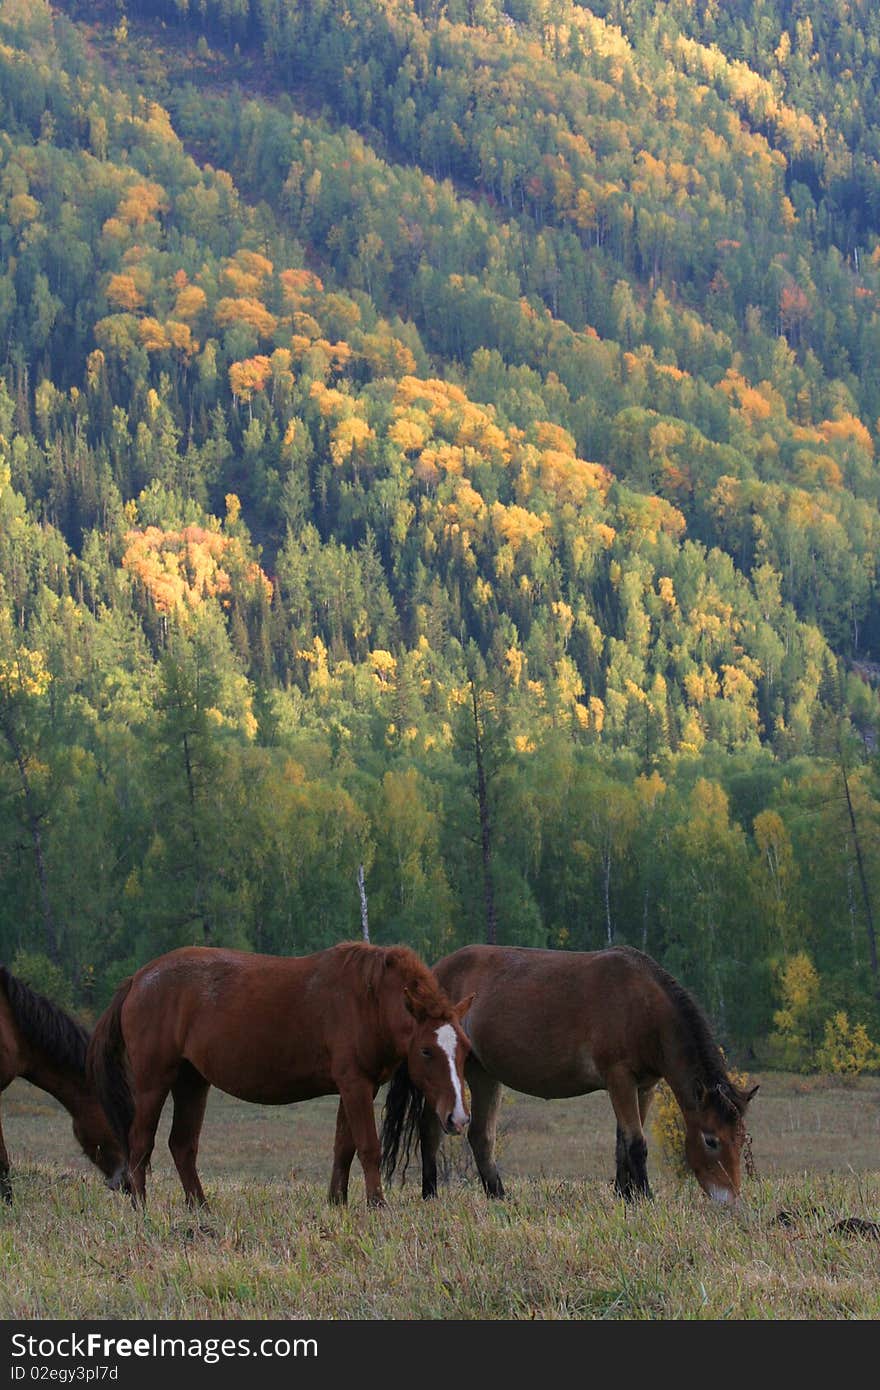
[[9, 949, 74, 1011], [650, 1081, 690, 1178], [815, 1012, 880, 1077]]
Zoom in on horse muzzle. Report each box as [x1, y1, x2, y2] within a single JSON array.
[[706, 1183, 739, 1207], [106, 1164, 131, 1194], [443, 1110, 470, 1136]]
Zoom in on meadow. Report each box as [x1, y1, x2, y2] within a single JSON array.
[[1, 1073, 878, 1320]]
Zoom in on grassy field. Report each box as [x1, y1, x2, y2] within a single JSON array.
[[1, 1073, 878, 1319]]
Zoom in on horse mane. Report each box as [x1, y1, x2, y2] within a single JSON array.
[[0, 966, 89, 1074], [612, 946, 750, 1117], [334, 941, 453, 1019]]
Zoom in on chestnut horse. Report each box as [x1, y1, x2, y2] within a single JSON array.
[[87, 942, 473, 1209], [0, 966, 126, 1200], [382, 944, 758, 1206]]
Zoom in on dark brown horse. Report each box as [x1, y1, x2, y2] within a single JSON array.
[[382, 944, 758, 1206], [0, 966, 127, 1200], [87, 942, 473, 1209]]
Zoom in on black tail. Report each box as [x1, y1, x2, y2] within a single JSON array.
[[380, 1062, 425, 1184], [85, 978, 134, 1162]]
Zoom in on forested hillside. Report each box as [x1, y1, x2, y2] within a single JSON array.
[[1, 0, 879, 1064]]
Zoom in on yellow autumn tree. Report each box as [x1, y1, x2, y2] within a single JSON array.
[[330, 415, 375, 468], [768, 952, 822, 1071], [8, 192, 40, 228], [117, 180, 168, 228], [165, 320, 197, 358], [388, 416, 428, 455], [139, 317, 170, 352], [173, 284, 208, 325]]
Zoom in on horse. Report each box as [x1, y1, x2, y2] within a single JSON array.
[[381, 943, 758, 1207], [86, 941, 473, 1209], [0, 966, 127, 1200]]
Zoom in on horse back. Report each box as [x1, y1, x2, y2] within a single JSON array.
[[118, 946, 379, 1104], [432, 945, 672, 1097]]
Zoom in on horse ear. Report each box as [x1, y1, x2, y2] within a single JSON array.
[[453, 993, 475, 1022], [403, 986, 427, 1022]]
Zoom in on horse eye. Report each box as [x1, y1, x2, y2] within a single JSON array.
[[420, 1047, 432, 1059], [703, 1134, 721, 1152]]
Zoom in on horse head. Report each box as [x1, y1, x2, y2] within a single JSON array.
[[403, 990, 474, 1136], [683, 1079, 759, 1204], [71, 1103, 128, 1191]]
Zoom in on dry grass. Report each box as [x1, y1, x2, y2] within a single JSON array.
[[1, 1074, 878, 1320]]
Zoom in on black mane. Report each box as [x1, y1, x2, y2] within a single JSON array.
[[0, 967, 89, 1074], [612, 946, 746, 1113]]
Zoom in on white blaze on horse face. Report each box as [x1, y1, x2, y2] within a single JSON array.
[[435, 1023, 468, 1129]]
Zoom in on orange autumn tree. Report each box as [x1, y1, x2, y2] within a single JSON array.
[[279, 267, 324, 309], [214, 297, 278, 339], [229, 355, 273, 407], [105, 273, 143, 312], [221, 249, 274, 296], [116, 180, 168, 230], [122, 523, 272, 619], [172, 284, 208, 326]]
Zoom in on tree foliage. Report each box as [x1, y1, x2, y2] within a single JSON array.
[[0, 0, 878, 1055]]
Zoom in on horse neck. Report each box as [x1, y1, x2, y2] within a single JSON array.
[[375, 970, 420, 1065], [21, 1042, 93, 1121], [659, 1018, 720, 1117]]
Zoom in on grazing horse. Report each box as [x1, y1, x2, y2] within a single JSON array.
[[87, 942, 473, 1209], [0, 966, 127, 1200], [382, 944, 758, 1206]]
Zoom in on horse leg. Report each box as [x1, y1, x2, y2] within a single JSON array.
[[0, 1093, 11, 1203], [168, 1063, 210, 1209], [607, 1067, 652, 1201], [635, 1084, 657, 1196], [419, 1103, 442, 1200], [337, 1079, 385, 1208], [614, 1123, 631, 1197], [638, 1084, 656, 1130], [466, 1058, 505, 1199], [328, 1098, 357, 1206], [127, 1083, 170, 1209]]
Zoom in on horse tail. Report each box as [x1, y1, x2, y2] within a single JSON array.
[[85, 978, 134, 1160], [380, 1061, 425, 1184]]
